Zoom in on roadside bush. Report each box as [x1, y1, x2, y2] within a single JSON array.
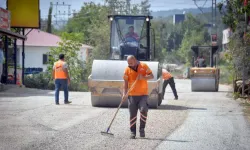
[[219, 65, 234, 84], [24, 73, 89, 92], [24, 73, 50, 89]]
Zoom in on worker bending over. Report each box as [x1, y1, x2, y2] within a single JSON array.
[[162, 68, 178, 100], [123, 55, 154, 139]]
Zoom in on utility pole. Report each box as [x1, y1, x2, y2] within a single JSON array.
[[50, 2, 71, 26], [193, 0, 217, 34], [211, 0, 216, 35]]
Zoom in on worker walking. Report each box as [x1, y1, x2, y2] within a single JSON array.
[[123, 55, 154, 139], [52, 54, 72, 105], [162, 68, 178, 100]]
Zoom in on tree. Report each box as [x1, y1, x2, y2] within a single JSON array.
[[140, 0, 150, 15], [218, 0, 250, 95], [47, 3, 53, 33], [46, 32, 86, 90], [150, 13, 210, 64], [65, 3, 109, 46]]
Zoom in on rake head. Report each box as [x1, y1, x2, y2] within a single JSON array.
[[101, 131, 114, 137]]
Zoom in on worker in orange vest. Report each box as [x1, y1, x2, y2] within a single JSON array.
[[162, 68, 178, 100], [52, 54, 71, 105], [123, 55, 154, 139]]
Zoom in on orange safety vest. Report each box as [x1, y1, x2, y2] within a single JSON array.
[[54, 60, 67, 79], [162, 69, 172, 80], [123, 62, 152, 96]]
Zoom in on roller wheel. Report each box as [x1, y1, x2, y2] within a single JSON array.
[[91, 95, 100, 107], [215, 82, 219, 92], [215, 78, 219, 92], [158, 93, 163, 106], [149, 97, 159, 109]]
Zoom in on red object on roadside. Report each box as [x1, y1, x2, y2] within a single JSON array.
[[244, 0, 248, 6]]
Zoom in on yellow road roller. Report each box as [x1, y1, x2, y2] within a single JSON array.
[[88, 15, 164, 108], [190, 46, 220, 92]]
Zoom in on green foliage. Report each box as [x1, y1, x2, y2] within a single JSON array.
[[64, 2, 111, 78], [218, 1, 250, 69], [178, 29, 209, 65], [233, 92, 241, 99], [65, 3, 109, 46], [47, 4, 53, 33], [24, 73, 50, 89], [218, 0, 247, 31], [140, 0, 150, 15], [219, 64, 234, 84], [151, 13, 213, 65], [24, 73, 88, 91], [217, 0, 250, 89]]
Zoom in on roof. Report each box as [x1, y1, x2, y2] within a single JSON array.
[[16, 29, 92, 49], [0, 28, 26, 40]]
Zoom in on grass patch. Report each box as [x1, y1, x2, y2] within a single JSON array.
[[171, 69, 183, 77], [218, 65, 233, 84]]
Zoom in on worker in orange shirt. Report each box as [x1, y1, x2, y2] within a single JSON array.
[[123, 55, 154, 139], [162, 68, 178, 100], [52, 54, 72, 105]]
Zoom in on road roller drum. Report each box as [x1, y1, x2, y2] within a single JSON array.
[[88, 60, 163, 108]]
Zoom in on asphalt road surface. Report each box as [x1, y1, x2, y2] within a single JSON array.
[[0, 79, 250, 150]]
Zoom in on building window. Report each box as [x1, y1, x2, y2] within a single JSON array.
[[43, 54, 48, 64]]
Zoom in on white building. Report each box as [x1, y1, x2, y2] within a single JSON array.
[[16, 29, 92, 72]]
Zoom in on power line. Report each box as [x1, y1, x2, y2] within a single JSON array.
[[50, 1, 71, 26], [193, 0, 208, 14]]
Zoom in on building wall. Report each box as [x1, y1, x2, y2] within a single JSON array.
[[17, 46, 88, 72]]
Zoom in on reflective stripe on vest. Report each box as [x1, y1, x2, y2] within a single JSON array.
[[54, 61, 67, 79]]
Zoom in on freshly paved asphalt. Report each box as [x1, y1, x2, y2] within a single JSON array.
[[0, 79, 249, 150]]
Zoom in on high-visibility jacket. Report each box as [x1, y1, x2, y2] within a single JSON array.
[[123, 62, 152, 96], [54, 60, 67, 79], [162, 69, 172, 80]]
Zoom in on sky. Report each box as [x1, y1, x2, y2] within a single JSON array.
[[0, 0, 223, 22]]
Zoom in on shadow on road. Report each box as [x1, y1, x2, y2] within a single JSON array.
[[140, 137, 191, 142], [114, 136, 191, 142], [0, 88, 55, 98], [158, 105, 207, 111]]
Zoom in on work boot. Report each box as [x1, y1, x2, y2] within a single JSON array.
[[130, 132, 136, 139], [64, 101, 72, 104], [139, 129, 145, 138]]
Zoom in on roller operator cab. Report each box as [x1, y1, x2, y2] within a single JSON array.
[[108, 15, 155, 61], [88, 15, 163, 108], [190, 46, 220, 92]]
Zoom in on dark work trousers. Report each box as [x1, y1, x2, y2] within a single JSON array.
[[55, 79, 69, 104], [162, 77, 178, 99], [128, 95, 148, 134]]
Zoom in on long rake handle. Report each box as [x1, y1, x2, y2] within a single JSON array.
[[106, 76, 139, 132]]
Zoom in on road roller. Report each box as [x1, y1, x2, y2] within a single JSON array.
[[190, 46, 220, 92], [88, 15, 164, 108]]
